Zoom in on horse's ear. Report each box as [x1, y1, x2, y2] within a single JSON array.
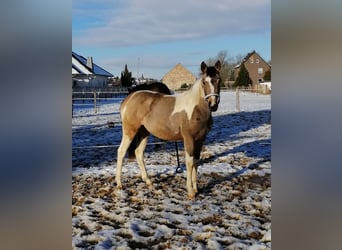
[[215, 60, 221, 71], [201, 61, 207, 73]]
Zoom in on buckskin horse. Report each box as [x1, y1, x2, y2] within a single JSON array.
[[116, 60, 221, 199]]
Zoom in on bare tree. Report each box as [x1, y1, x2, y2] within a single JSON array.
[[204, 51, 254, 88], [205, 50, 231, 87], [216, 50, 228, 65], [234, 54, 245, 65]]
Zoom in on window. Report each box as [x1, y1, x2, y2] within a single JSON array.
[[250, 57, 254, 63], [256, 59, 260, 63], [258, 68, 263, 74]]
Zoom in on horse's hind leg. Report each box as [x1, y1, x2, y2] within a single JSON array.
[[135, 127, 152, 187], [116, 133, 134, 189]]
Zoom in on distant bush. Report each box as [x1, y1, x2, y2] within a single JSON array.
[[264, 69, 271, 81], [180, 83, 189, 89], [234, 63, 252, 88]]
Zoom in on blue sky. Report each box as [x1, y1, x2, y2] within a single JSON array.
[[72, 0, 271, 80]]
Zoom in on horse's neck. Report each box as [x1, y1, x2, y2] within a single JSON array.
[[183, 79, 204, 104], [172, 79, 207, 119]]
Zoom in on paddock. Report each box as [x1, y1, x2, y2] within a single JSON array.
[[72, 90, 271, 249]]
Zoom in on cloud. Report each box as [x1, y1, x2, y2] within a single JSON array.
[[73, 0, 270, 47]]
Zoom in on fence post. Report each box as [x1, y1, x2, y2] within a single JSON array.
[[236, 87, 240, 112], [93, 91, 97, 113]]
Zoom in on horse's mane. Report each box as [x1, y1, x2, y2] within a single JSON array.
[[128, 82, 172, 95], [182, 78, 204, 102]]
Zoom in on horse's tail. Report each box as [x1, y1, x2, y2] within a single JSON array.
[[127, 126, 148, 159], [127, 135, 137, 159]]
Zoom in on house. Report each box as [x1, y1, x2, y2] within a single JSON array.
[[233, 50, 271, 88], [161, 63, 197, 90], [72, 51, 113, 88]]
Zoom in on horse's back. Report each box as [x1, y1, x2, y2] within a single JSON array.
[[122, 90, 169, 106], [121, 91, 175, 119]]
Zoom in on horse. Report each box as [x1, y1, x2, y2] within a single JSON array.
[[116, 60, 221, 199], [127, 82, 172, 159]]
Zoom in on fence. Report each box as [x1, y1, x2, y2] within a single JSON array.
[[72, 87, 129, 116], [72, 87, 270, 116], [234, 87, 271, 112], [72, 88, 270, 168]]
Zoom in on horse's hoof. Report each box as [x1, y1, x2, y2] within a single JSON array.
[[145, 179, 152, 186], [187, 193, 196, 200]]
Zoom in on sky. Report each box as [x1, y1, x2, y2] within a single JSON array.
[[72, 0, 271, 80]]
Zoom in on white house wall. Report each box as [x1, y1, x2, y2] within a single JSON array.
[[73, 75, 108, 88]]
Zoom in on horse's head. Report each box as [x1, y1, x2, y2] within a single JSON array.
[[201, 60, 221, 112]]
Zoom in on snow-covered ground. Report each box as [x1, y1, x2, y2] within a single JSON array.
[[72, 91, 271, 249]]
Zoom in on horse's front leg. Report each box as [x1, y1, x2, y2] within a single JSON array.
[[185, 151, 196, 199], [191, 164, 198, 194], [184, 137, 196, 199], [192, 140, 204, 194]]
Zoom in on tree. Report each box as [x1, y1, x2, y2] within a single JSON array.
[[120, 64, 133, 87], [234, 63, 252, 88], [205, 50, 232, 87], [229, 69, 235, 81], [264, 69, 271, 81], [234, 54, 244, 65]]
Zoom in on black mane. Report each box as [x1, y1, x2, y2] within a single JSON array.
[[128, 82, 172, 95]]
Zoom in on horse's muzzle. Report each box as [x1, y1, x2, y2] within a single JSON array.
[[209, 103, 218, 112], [205, 94, 220, 112]]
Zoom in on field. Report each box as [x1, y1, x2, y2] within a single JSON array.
[[72, 91, 271, 249]]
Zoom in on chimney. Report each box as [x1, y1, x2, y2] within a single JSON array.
[[86, 56, 93, 70]]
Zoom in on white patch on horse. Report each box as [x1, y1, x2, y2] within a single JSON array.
[[205, 76, 215, 94], [171, 79, 203, 120]]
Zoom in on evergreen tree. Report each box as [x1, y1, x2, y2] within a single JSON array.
[[120, 64, 133, 87], [264, 69, 271, 81], [234, 63, 252, 88]]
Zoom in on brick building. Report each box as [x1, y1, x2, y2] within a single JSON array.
[[233, 50, 271, 88]]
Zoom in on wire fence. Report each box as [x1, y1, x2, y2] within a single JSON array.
[[72, 87, 129, 116], [72, 88, 270, 157], [72, 87, 270, 116]]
